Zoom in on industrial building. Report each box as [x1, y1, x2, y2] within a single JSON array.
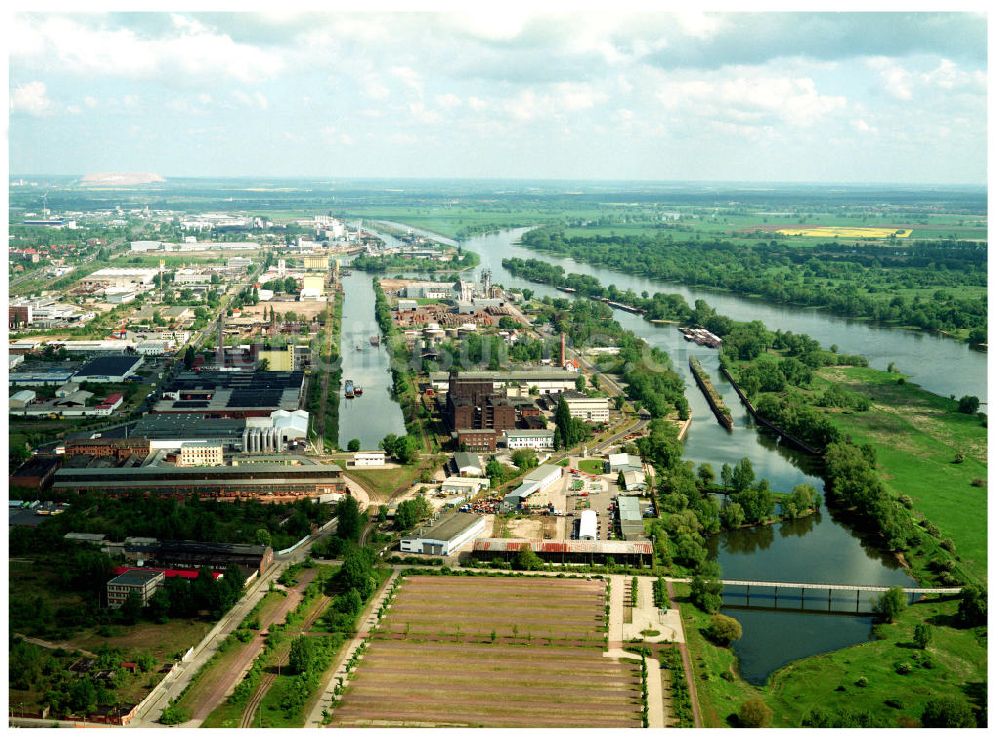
[[52, 455, 345, 499], [617, 496, 646, 540], [122, 538, 274, 577], [81, 268, 158, 290], [505, 463, 563, 504], [470, 539, 653, 567], [450, 452, 484, 477], [430, 369, 580, 395], [579, 509, 598, 540], [353, 452, 386, 467], [440, 477, 490, 497], [607, 453, 644, 473], [502, 428, 555, 450], [73, 355, 144, 383], [124, 410, 308, 452], [106, 570, 164, 608], [11, 456, 62, 490], [619, 470, 647, 493], [153, 370, 304, 417], [178, 443, 224, 467], [400, 511, 487, 556], [556, 391, 611, 423]]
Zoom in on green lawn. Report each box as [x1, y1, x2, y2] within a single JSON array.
[[577, 459, 606, 475], [814, 367, 987, 585]]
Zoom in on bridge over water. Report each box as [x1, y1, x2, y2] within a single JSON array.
[[717, 579, 963, 614]]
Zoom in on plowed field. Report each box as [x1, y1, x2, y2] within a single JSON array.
[[331, 576, 641, 727]]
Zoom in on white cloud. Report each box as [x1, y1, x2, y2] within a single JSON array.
[[320, 125, 354, 146], [436, 93, 462, 109], [66, 105, 81, 114], [391, 66, 423, 95], [656, 74, 846, 127], [83, 96, 97, 108], [233, 91, 269, 109], [867, 57, 912, 101], [361, 73, 389, 101], [11, 80, 52, 115], [851, 118, 876, 134], [408, 101, 441, 124], [12, 14, 285, 84]]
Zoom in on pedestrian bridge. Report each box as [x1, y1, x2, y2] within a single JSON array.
[[717, 579, 963, 614]]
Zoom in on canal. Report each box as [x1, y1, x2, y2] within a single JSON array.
[[409, 226, 948, 683], [337, 266, 407, 450]]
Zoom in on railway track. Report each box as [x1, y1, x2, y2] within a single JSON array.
[[238, 592, 333, 727]]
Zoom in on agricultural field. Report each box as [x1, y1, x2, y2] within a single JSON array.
[[773, 227, 912, 239], [330, 575, 643, 727]]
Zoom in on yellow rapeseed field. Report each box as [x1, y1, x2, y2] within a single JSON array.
[[775, 227, 913, 239]]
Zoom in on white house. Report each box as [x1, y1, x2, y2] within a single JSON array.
[[399, 511, 487, 556]]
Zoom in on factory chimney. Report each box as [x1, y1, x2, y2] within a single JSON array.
[[560, 333, 566, 368]]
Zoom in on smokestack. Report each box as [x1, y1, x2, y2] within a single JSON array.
[[560, 333, 566, 368]]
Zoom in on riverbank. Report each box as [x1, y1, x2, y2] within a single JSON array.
[[673, 582, 984, 727]]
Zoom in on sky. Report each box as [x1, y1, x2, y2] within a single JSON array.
[[6, 9, 990, 183]]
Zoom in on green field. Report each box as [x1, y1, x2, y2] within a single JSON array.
[[814, 366, 987, 585]]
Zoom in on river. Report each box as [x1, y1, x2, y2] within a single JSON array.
[[337, 267, 407, 450], [394, 226, 965, 683]]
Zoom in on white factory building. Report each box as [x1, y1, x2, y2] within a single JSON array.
[[243, 410, 310, 453], [579, 510, 598, 540], [81, 268, 159, 290], [440, 477, 490, 497], [559, 391, 611, 423], [400, 511, 487, 556], [506, 463, 563, 504], [502, 429, 556, 450], [353, 452, 386, 467]]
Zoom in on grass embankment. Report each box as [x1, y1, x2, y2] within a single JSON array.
[[338, 460, 444, 501], [673, 583, 985, 727], [813, 366, 987, 586], [577, 459, 605, 475], [306, 289, 344, 451]]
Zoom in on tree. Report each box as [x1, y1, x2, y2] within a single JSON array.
[[921, 698, 976, 728], [689, 563, 723, 613], [485, 459, 505, 487], [183, 346, 196, 370], [120, 590, 144, 625], [720, 463, 734, 490], [513, 543, 544, 571], [511, 449, 538, 471], [913, 623, 932, 650], [956, 585, 987, 627], [380, 434, 399, 458], [873, 586, 907, 623], [289, 636, 313, 675], [335, 495, 364, 542], [69, 678, 98, 714], [255, 528, 272, 547], [338, 547, 376, 600], [721, 502, 745, 529], [706, 614, 743, 646], [696, 463, 715, 489], [259, 358, 270, 371], [957, 395, 980, 414], [738, 699, 773, 728], [783, 484, 821, 519], [575, 374, 587, 392], [731, 457, 755, 492], [347, 438, 361, 452]]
